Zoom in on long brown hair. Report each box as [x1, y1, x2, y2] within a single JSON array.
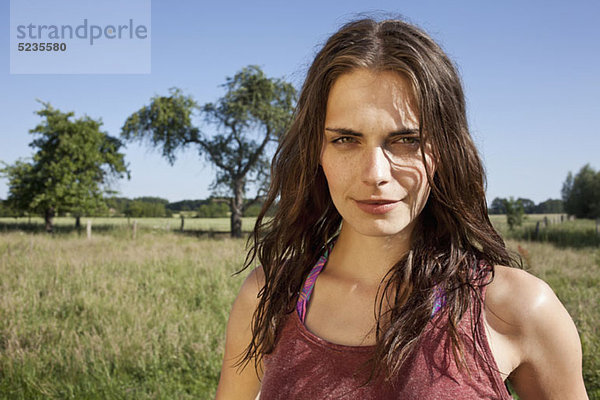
[[237, 17, 519, 393]]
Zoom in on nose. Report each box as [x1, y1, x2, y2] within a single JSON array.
[[361, 146, 392, 186]]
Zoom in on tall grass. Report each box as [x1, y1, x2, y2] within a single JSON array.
[[489, 214, 600, 247], [0, 231, 249, 399]]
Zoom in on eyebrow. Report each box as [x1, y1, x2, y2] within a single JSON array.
[[325, 127, 420, 137]]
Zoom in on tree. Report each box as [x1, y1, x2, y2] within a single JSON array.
[[489, 197, 507, 214], [105, 196, 131, 216], [121, 65, 296, 237], [196, 201, 229, 218], [561, 164, 600, 219], [167, 199, 205, 213], [121, 197, 172, 218], [535, 199, 564, 214], [503, 197, 524, 230], [0, 199, 19, 217], [516, 198, 535, 214], [1, 102, 129, 232], [1, 160, 35, 218]]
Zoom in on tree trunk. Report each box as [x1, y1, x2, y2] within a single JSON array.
[[45, 207, 55, 233], [230, 180, 244, 238], [75, 216, 81, 231]]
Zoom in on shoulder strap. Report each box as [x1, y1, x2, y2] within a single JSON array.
[[296, 240, 335, 323]]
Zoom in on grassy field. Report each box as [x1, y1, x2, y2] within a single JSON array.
[[0, 228, 249, 399], [0, 215, 598, 399]]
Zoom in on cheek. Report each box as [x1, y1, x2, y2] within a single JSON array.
[[321, 163, 338, 192], [398, 158, 433, 201], [321, 158, 348, 197]]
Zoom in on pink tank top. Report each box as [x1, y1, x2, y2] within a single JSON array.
[[259, 242, 512, 399]]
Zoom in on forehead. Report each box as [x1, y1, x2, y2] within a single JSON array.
[[325, 69, 419, 129]]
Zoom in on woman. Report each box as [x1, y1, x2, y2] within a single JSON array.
[[216, 18, 588, 399]]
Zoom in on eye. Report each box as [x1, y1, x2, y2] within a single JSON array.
[[391, 136, 420, 146], [332, 136, 358, 145]]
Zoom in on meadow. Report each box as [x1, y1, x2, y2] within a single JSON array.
[[0, 215, 598, 399]]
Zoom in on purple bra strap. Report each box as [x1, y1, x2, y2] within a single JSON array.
[[296, 240, 335, 323]]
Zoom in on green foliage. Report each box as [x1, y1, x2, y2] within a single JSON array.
[[125, 200, 171, 218], [243, 202, 262, 217], [104, 197, 172, 218], [516, 198, 536, 214], [0, 199, 19, 217], [134, 196, 169, 205], [121, 65, 297, 236], [536, 198, 564, 214], [0, 160, 35, 214], [489, 197, 507, 214], [199, 66, 297, 195], [196, 202, 229, 218], [504, 197, 525, 230], [104, 196, 131, 215], [105, 197, 241, 218], [0, 102, 129, 229], [562, 164, 600, 219], [166, 199, 205, 212], [489, 197, 564, 215], [167, 198, 230, 218]]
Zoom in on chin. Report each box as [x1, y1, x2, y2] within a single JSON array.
[[347, 217, 414, 238]]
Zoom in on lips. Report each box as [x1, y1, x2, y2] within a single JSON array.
[[354, 199, 401, 215]]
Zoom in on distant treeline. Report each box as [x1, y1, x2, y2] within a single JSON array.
[[488, 197, 563, 215], [0, 196, 266, 218]]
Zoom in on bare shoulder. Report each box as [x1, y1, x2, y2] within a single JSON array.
[[484, 265, 551, 328], [485, 265, 588, 399], [215, 266, 266, 400], [227, 265, 266, 345], [225, 266, 266, 332], [238, 265, 266, 308]]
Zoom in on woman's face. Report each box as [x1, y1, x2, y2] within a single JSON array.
[[320, 68, 435, 238]]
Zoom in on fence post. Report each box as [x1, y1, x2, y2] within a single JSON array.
[[86, 219, 92, 240], [180, 215, 185, 232]]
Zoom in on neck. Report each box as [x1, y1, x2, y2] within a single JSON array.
[[325, 221, 414, 288]]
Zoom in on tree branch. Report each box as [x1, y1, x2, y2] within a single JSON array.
[[194, 139, 236, 175], [241, 187, 267, 213], [240, 126, 271, 177]]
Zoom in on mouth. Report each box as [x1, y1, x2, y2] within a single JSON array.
[[354, 199, 401, 215], [357, 199, 399, 204]]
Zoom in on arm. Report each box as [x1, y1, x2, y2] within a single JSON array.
[[215, 266, 266, 400], [507, 271, 588, 399]]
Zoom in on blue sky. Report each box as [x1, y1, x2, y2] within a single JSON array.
[[1, 0, 599, 204]]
